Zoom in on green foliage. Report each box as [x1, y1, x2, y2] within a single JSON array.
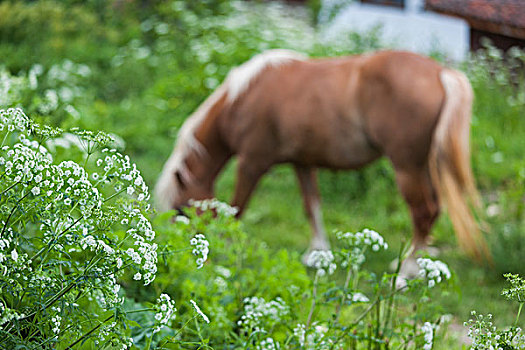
[[0, 108, 170, 348], [148, 208, 456, 349], [463, 45, 525, 278]]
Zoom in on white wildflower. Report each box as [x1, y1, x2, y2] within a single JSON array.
[[190, 299, 210, 323], [190, 234, 209, 269], [257, 337, 280, 350], [153, 294, 176, 333], [305, 250, 336, 277], [350, 292, 369, 303], [417, 258, 451, 288], [10, 249, 18, 262], [336, 228, 388, 250], [175, 215, 190, 225], [238, 297, 289, 332], [421, 322, 434, 350]]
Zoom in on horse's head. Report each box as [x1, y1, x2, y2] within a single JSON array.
[[156, 76, 232, 215], [155, 135, 215, 214]]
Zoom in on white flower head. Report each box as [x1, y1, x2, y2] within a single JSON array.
[[10, 249, 18, 262], [421, 322, 434, 350], [305, 250, 336, 277], [190, 234, 209, 269], [190, 299, 210, 323], [349, 292, 369, 303], [153, 293, 177, 333], [238, 297, 289, 332], [336, 228, 388, 251], [417, 258, 451, 288]]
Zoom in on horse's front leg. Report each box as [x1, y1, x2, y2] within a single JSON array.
[[294, 166, 330, 264], [230, 156, 271, 218]]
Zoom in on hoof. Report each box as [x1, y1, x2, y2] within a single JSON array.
[[395, 257, 420, 290], [301, 249, 314, 266]]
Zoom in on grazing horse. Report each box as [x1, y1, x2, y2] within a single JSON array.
[[156, 49, 486, 262]]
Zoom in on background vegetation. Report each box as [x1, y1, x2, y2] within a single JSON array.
[[0, 0, 523, 348]]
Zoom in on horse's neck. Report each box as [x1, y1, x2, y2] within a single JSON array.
[[189, 111, 232, 189]]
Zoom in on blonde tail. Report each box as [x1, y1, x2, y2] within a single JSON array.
[[429, 69, 488, 260]]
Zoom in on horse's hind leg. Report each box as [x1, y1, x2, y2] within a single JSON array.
[[294, 166, 330, 263], [394, 166, 440, 278], [395, 166, 440, 250]]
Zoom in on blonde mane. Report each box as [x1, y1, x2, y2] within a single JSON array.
[[155, 49, 307, 211]]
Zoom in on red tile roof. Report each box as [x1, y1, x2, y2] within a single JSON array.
[[426, 0, 525, 39]]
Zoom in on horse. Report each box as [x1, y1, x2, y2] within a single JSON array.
[[155, 49, 486, 266]]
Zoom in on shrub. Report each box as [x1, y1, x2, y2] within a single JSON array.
[[0, 107, 175, 348]]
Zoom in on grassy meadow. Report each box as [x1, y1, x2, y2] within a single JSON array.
[[1, 0, 524, 347]]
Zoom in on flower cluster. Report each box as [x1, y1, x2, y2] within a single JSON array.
[[257, 337, 280, 350], [293, 323, 333, 350], [0, 69, 28, 107], [0, 301, 25, 328], [124, 210, 158, 285], [95, 148, 150, 203], [0, 108, 31, 133], [189, 198, 238, 217], [465, 311, 525, 349], [190, 234, 209, 269], [417, 258, 451, 288], [335, 229, 388, 269], [1, 141, 52, 198], [305, 250, 337, 277], [502, 273, 525, 303], [421, 322, 434, 350], [1, 60, 91, 117], [238, 297, 289, 333], [38, 60, 91, 115], [153, 294, 177, 334], [336, 228, 388, 252]]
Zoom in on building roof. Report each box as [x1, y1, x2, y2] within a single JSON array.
[[425, 0, 525, 39]]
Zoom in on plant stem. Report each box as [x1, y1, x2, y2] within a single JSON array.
[[375, 299, 381, 341], [0, 180, 22, 196], [1, 190, 31, 237], [0, 131, 10, 148], [307, 273, 319, 328], [330, 284, 408, 349], [31, 215, 84, 263], [169, 315, 198, 342], [516, 302, 524, 327], [104, 188, 126, 203], [66, 314, 114, 349], [335, 263, 353, 322], [384, 242, 405, 333]]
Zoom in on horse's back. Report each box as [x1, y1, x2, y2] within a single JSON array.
[[357, 51, 446, 168], [220, 51, 447, 170]]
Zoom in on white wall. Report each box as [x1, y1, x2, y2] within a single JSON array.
[[322, 0, 469, 61]]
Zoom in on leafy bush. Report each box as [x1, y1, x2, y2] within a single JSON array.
[[0, 107, 166, 348]]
